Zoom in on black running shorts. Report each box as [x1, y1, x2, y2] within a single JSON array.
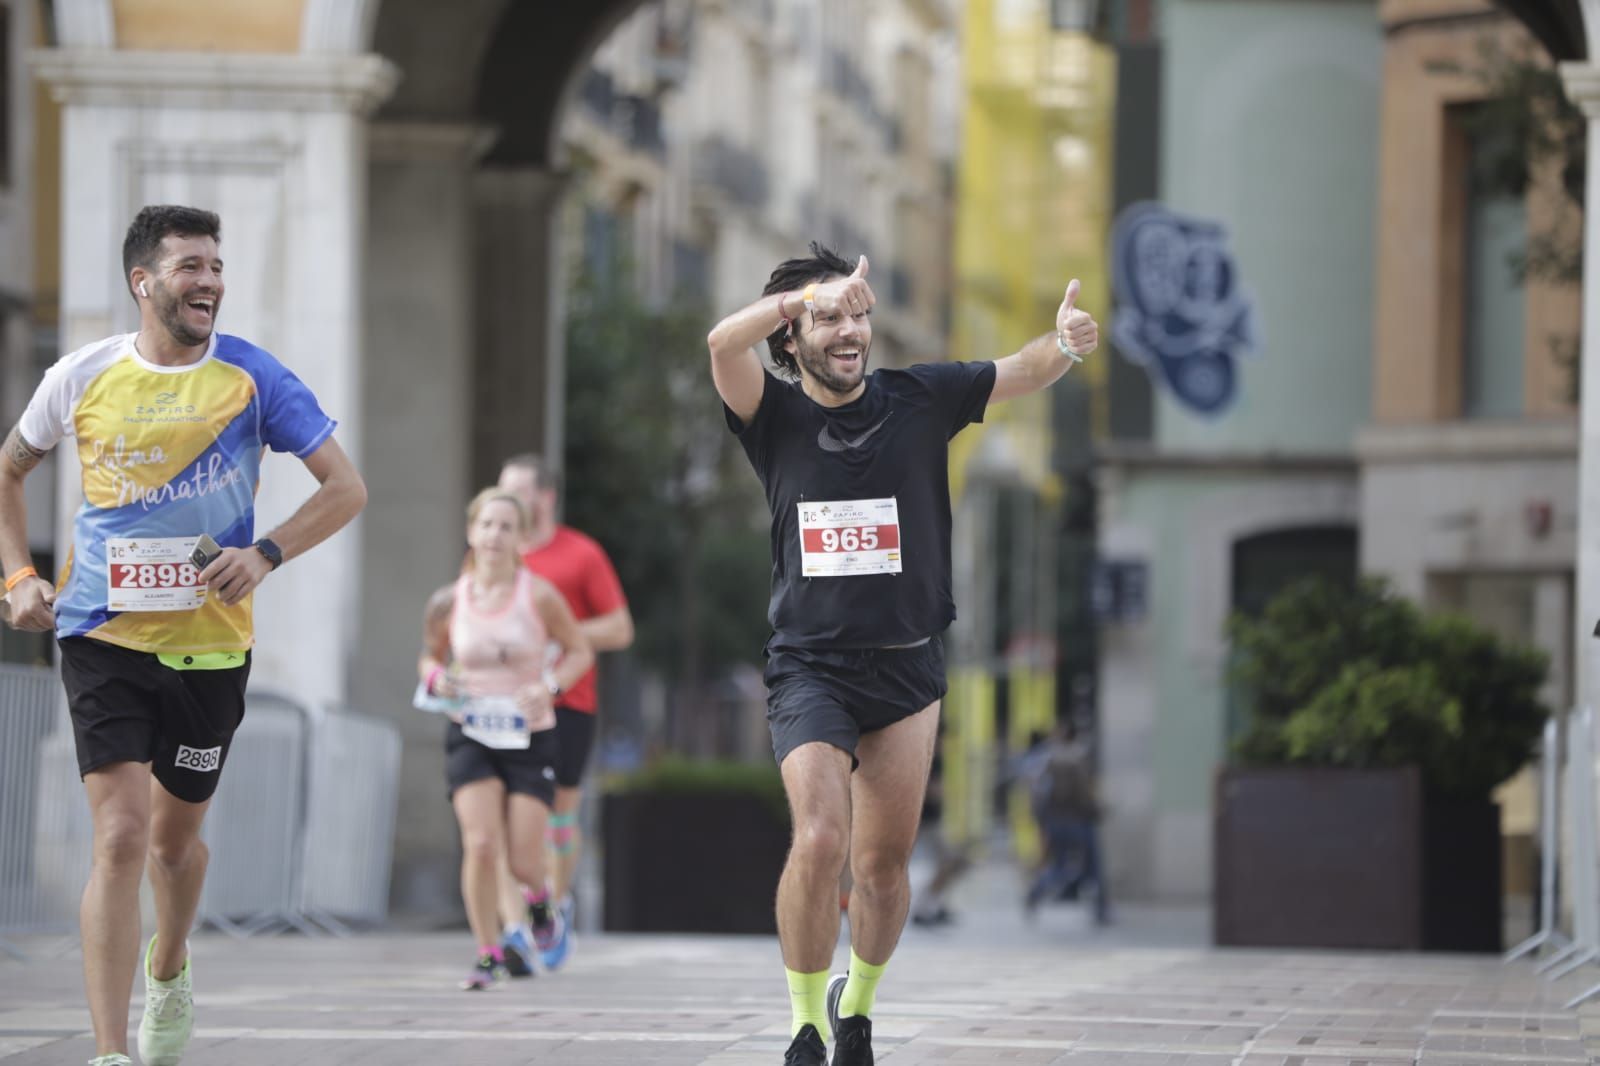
[[552, 705, 597, 788], [764, 636, 946, 768], [445, 723, 558, 806], [59, 635, 251, 804]]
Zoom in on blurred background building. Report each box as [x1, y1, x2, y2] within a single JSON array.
[[0, 0, 1590, 927]]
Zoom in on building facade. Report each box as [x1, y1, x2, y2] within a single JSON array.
[[1097, 0, 1384, 899]]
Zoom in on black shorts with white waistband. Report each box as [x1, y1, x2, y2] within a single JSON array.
[[763, 635, 946, 769]]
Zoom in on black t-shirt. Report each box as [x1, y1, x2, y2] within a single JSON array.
[[725, 361, 997, 649]]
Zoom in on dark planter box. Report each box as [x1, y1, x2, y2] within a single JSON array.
[[602, 790, 789, 934], [1213, 766, 1501, 952]]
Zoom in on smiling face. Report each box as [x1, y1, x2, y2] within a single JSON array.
[[788, 276, 873, 398], [139, 234, 225, 348]]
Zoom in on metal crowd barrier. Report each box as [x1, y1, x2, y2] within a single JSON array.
[[1506, 716, 1569, 963], [1559, 706, 1600, 1007], [1509, 706, 1600, 1008], [1, 668, 401, 948], [1535, 708, 1597, 981], [0, 664, 80, 957], [297, 708, 402, 929], [197, 691, 402, 938]]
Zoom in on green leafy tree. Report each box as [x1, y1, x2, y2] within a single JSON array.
[[561, 263, 769, 692], [1229, 577, 1549, 798]]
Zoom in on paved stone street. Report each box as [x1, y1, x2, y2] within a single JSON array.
[[5, 879, 1600, 1066]]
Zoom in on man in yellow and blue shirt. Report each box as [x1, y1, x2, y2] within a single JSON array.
[[0, 205, 366, 1066]]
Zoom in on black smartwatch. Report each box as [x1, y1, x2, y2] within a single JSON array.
[[253, 538, 284, 570]]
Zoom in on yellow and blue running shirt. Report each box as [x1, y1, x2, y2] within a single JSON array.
[[17, 332, 335, 654]]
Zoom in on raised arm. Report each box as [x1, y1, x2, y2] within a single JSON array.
[[990, 279, 1099, 404], [706, 255, 876, 422], [200, 436, 368, 606], [0, 424, 57, 631]]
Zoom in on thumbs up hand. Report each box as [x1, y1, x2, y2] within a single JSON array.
[[805, 255, 876, 320], [1056, 279, 1098, 360]]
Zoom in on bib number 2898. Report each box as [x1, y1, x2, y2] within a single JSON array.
[[106, 537, 209, 612]]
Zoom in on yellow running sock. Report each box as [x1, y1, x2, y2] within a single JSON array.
[[838, 949, 886, 1018], [786, 967, 830, 1037]]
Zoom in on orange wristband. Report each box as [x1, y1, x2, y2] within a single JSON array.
[[802, 282, 818, 307], [4, 566, 37, 592]]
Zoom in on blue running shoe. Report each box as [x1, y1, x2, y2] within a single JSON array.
[[501, 926, 534, 978], [535, 910, 572, 971]]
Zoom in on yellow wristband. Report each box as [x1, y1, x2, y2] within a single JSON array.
[[4, 566, 37, 592], [802, 282, 818, 307]]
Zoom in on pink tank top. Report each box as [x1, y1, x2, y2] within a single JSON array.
[[449, 568, 555, 732]]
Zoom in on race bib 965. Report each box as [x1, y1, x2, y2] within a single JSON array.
[[797, 498, 903, 578]]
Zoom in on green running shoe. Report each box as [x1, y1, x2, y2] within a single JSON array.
[[137, 936, 194, 1066]]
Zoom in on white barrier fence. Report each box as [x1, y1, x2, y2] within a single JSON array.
[[1507, 706, 1600, 1008], [0, 668, 400, 951]]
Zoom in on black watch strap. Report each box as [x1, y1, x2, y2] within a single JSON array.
[[254, 538, 283, 570]]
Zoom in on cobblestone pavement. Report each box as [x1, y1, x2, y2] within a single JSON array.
[[4, 899, 1600, 1065]]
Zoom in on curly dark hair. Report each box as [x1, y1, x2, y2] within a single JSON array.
[[759, 241, 856, 380], [122, 205, 222, 301]]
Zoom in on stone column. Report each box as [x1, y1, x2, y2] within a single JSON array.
[[470, 168, 571, 485], [1562, 62, 1600, 711], [31, 49, 397, 710], [359, 121, 493, 914]]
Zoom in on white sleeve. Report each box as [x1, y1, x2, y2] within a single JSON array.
[[16, 361, 75, 452]]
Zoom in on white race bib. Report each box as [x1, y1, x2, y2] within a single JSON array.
[[106, 537, 207, 612], [412, 685, 531, 750], [797, 498, 903, 578], [461, 700, 532, 750]]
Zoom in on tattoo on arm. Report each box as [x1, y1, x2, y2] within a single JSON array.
[[3, 427, 46, 474], [423, 586, 455, 655]]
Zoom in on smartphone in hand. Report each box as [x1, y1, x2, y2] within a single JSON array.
[[190, 534, 223, 571]]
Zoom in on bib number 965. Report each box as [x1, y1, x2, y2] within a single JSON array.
[[797, 498, 903, 577], [816, 526, 879, 553]]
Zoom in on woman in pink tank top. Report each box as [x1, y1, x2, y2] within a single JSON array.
[[417, 488, 593, 990]]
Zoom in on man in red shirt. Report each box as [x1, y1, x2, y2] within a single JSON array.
[[497, 453, 633, 970]]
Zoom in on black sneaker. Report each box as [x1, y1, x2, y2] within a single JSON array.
[[832, 1015, 873, 1065], [825, 973, 874, 1065], [783, 1023, 827, 1065]]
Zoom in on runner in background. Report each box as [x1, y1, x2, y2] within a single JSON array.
[[417, 487, 594, 990], [495, 454, 633, 972]]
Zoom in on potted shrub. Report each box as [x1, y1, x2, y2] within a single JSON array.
[[602, 756, 790, 934], [1215, 577, 1549, 951]]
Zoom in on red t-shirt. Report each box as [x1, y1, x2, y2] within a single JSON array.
[[522, 525, 628, 714]]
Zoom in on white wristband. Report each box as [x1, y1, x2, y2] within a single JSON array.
[[1056, 330, 1084, 364]]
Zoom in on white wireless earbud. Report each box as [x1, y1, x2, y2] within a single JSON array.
[[138, 281, 149, 298]]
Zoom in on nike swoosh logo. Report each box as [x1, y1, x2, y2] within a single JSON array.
[[818, 415, 890, 453]]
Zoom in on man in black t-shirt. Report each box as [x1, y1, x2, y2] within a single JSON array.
[[707, 242, 1098, 1066]]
